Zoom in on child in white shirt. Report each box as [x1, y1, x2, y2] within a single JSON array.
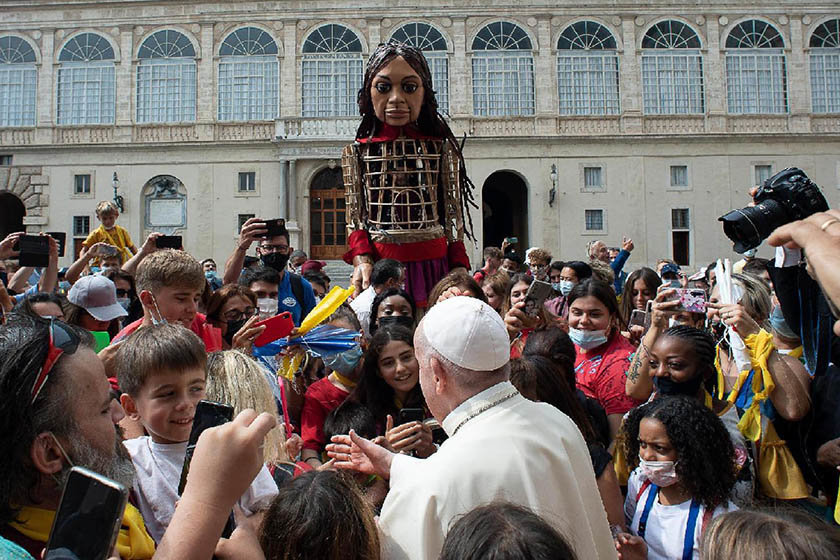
[[117, 323, 278, 542]]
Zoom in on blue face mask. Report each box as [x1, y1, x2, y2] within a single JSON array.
[[568, 327, 608, 350], [204, 270, 217, 280], [558, 280, 574, 296], [743, 248, 758, 258], [551, 282, 563, 293], [323, 345, 363, 375]]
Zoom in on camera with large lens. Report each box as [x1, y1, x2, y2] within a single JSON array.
[[719, 167, 828, 253]]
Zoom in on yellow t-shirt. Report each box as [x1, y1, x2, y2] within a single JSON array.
[[83, 224, 134, 263]]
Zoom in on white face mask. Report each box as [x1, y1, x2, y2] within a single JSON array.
[[639, 457, 679, 487], [257, 297, 278, 319], [568, 327, 608, 350]]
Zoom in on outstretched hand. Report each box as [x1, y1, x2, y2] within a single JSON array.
[[326, 429, 395, 480]]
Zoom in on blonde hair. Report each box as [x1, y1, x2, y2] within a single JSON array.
[[731, 273, 772, 329], [481, 270, 510, 299], [205, 350, 289, 464], [702, 509, 840, 560], [135, 249, 204, 295], [527, 247, 552, 266], [95, 201, 119, 217], [587, 259, 615, 286]]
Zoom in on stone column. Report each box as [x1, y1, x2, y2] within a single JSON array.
[[787, 17, 810, 132], [367, 19, 380, 48], [281, 23, 298, 117], [619, 17, 642, 133], [287, 159, 299, 235], [35, 30, 55, 143], [196, 23, 215, 125], [450, 17, 471, 117], [278, 160, 288, 218], [704, 17, 726, 132], [115, 26, 134, 129], [534, 16, 555, 135]]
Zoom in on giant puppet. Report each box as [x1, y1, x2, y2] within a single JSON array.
[[342, 42, 475, 308]]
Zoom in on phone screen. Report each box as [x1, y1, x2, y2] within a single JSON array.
[[523, 280, 553, 317], [45, 467, 128, 560], [156, 235, 183, 250], [398, 408, 425, 425], [265, 219, 287, 238], [18, 235, 50, 267], [47, 232, 66, 257], [178, 400, 233, 495]]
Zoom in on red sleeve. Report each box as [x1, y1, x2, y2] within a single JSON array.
[[595, 354, 642, 416], [342, 230, 375, 265], [447, 240, 470, 270], [301, 384, 330, 452]]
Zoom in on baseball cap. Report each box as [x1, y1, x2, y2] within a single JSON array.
[[67, 275, 128, 321], [420, 296, 509, 371], [660, 263, 681, 277], [300, 260, 327, 274]]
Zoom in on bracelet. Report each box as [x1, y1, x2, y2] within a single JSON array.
[[304, 456, 320, 464]]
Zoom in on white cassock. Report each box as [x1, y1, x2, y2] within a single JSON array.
[[378, 381, 617, 560]]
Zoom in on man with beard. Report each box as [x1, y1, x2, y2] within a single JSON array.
[[0, 314, 155, 559], [223, 217, 316, 326]]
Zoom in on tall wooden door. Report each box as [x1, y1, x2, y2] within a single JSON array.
[[309, 167, 347, 260]]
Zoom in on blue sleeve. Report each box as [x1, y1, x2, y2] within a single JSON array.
[[299, 277, 317, 320], [611, 249, 630, 275]]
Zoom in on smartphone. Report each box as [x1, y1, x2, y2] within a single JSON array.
[[253, 311, 294, 347], [47, 232, 66, 257], [504, 236, 518, 245], [522, 279, 553, 317], [98, 244, 119, 257], [156, 235, 183, 250], [398, 407, 425, 426], [628, 309, 647, 329], [668, 288, 707, 313], [17, 234, 49, 267], [45, 467, 128, 560], [178, 400, 235, 495], [264, 218, 287, 238]]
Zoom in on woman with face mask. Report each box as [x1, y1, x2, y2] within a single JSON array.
[[615, 396, 738, 560], [567, 279, 641, 442], [347, 324, 436, 458], [369, 288, 416, 336], [205, 284, 264, 351], [545, 261, 592, 320]]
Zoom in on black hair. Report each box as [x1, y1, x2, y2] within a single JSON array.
[[619, 267, 662, 325], [324, 401, 377, 442], [622, 396, 736, 509], [742, 258, 771, 277], [658, 325, 717, 385], [561, 260, 593, 282], [440, 502, 577, 560], [522, 327, 577, 390], [349, 325, 424, 429], [370, 258, 403, 287], [260, 470, 380, 560], [502, 252, 523, 266], [355, 42, 476, 239], [327, 302, 362, 332], [303, 271, 329, 289], [13, 291, 65, 317], [705, 262, 717, 283], [239, 265, 281, 289], [369, 287, 416, 335], [568, 279, 623, 329], [549, 261, 565, 274], [0, 313, 93, 525], [510, 356, 596, 443]]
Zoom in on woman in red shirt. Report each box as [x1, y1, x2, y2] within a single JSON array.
[[569, 279, 642, 442]]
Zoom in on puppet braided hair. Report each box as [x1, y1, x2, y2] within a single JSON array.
[[621, 396, 736, 510], [355, 41, 477, 240]]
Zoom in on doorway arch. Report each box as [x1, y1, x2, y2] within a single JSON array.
[[482, 171, 528, 251], [309, 166, 347, 259], [0, 192, 25, 241]]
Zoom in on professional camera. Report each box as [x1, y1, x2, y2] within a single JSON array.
[[719, 167, 828, 253]]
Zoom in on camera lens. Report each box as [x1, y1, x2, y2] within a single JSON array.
[[719, 199, 785, 253]]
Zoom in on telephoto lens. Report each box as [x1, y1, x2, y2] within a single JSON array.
[[719, 167, 829, 253]]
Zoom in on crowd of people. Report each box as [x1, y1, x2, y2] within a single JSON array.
[[0, 193, 839, 559], [1, 41, 840, 560]]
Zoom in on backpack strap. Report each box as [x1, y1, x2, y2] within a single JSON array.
[[635, 478, 652, 502], [289, 272, 305, 308]]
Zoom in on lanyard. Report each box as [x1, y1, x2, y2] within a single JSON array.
[[637, 484, 702, 560]]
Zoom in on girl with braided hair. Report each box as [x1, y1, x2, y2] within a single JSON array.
[[343, 42, 477, 309], [616, 396, 739, 560]]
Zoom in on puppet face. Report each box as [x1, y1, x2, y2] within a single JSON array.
[[370, 56, 424, 127]]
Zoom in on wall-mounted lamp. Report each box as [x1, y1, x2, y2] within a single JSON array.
[[112, 172, 125, 213], [548, 164, 558, 207]]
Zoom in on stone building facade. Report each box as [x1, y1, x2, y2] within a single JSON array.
[[0, 0, 838, 270]]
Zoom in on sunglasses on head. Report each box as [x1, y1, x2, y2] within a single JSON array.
[[31, 319, 81, 405]]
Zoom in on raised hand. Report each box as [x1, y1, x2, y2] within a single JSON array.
[[326, 429, 395, 479]]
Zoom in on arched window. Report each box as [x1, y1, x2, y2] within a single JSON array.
[[471, 21, 535, 116], [136, 30, 196, 123], [810, 19, 840, 113], [57, 33, 115, 125], [0, 36, 37, 127], [725, 20, 787, 114], [641, 21, 704, 114], [390, 23, 449, 114], [218, 27, 279, 121], [557, 21, 619, 115], [301, 24, 363, 117]]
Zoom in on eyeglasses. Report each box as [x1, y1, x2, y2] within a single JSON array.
[[223, 307, 257, 322], [31, 319, 81, 405], [259, 244, 289, 253]]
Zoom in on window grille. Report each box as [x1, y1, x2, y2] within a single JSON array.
[[0, 36, 37, 126]]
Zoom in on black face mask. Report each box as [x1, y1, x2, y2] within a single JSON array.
[[377, 315, 415, 331], [224, 318, 248, 346], [0, 271, 6, 286], [654, 374, 704, 398], [261, 252, 290, 273]]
